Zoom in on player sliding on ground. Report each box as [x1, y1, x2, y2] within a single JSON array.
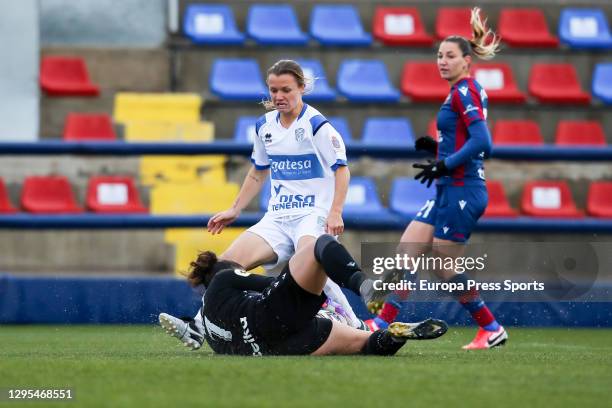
[[159, 234, 447, 356]]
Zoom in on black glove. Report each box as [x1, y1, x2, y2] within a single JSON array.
[[413, 160, 450, 188], [414, 135, 438, 154]]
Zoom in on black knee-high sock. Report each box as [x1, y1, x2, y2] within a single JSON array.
[[314, 234, 367, 295], [362, 330, 406, 356]]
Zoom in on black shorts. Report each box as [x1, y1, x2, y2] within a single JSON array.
[[254, 265, 332, 355]]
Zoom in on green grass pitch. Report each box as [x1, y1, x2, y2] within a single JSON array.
[[1, 325, 611, 408]]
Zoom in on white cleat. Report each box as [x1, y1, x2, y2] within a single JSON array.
[[159, 313, 204, 351]]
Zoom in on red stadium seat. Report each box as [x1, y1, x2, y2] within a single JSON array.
[[427, 119, 438, 139], [555, 120, 606, 146], [63, 113, 117, 141], [21, 176, 82, 214], [86, 176, 147, 214], [472, 63, 526, 103], [521, 181, 582, 218], [587, 181, 612, 218], [528, 64, 591, 104], [493, 120, 544, 145], [499, 8, 559, 47], [435, 7, 474, 40], [401, 62, 448, 102], [40, 56, 100, 97], [484, 181, 517, 217], [373, 7, 433, 46], [0, 178, 17, 213]]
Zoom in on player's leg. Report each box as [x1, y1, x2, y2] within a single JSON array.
[[431, 185, 507, 349], [220, 231, 277, 270]]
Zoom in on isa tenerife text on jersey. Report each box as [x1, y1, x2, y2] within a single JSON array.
[[251, 104, 347, 217]]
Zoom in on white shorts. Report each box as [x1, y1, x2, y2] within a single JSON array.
[[247, 211, 327, 270]]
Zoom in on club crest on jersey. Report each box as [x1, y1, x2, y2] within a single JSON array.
[[331, 135, 341, 149], [459, 86, 469, 96], [295, 128, 305, 142], [264, 133, 272, 143]]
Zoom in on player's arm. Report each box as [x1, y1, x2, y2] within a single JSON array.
[[328, 165, 349, 236]]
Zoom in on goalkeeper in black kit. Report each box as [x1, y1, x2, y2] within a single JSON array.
[[159, 235, 447, 356]]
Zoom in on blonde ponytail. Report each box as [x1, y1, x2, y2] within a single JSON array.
[[469, 7, 501, 60]]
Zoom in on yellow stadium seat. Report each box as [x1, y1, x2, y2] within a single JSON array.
[[125, 120, 214, 142], [114, 93, 202, 123], [151, 181, 239, 214], [140, 155, 227, 185], [165, 228, 265, 276]]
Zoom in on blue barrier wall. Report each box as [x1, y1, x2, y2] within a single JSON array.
[[1, 274, 611, 327]]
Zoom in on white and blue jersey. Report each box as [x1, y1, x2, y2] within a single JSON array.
[[251, 104, 347, 217]]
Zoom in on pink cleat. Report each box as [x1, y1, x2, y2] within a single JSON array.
[[462, 326, 508, 350]]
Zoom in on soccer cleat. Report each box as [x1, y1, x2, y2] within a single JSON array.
[[387, 318, 448, 341], [462, 326, 508, 350], [159, 312, 204, 351]]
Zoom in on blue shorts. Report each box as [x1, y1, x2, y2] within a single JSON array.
[[413, 184, 488, 243]]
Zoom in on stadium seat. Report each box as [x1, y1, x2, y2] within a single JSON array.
[[210, 59, 267, 101], [0, 178, 17, 213], [124, 121, 214, 142], [343, 177, 385, 216], [113, 93, 202, 123], [427, 119, 438, 139], [401, 62, 448, 102], [483, 181, 517, 217], [165, 228, 264, 276], [40, 56, 99, 96], [472, 63, 526, 103], [86, 176, 147, 214], [493, 120, 544, 145], [520, 181, 582, 218], [559, 8, 612, 49], [295, 59, 336, 102], [310, 5, 372, 46], [592, 63, 612, 104], [372, 7, 433, 46], [587, 181, 612, 218], [140, 156, 227, 185], [361, 117, 415, 147], [150, 182, 238, 214], [21, 176, 82, 214], [389, 178, 435, 217], [499, 8, 559, 47], [233, 116, 259, 143], [183, 4, 245, 45], [247, 5, 308, 46], [328, 117, 353, 144], [435, 8, 474, 40], [63, 113, 117, 141], [555, 120, 606, 146], [337, 60, 400, 103], [528, 64, 591, 104]]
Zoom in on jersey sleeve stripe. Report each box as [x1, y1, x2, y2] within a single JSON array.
[[255, 115, 267, 135], [330, 159, 348, 171], [310, 114, 329, 136], [250, 157, 270, 170]]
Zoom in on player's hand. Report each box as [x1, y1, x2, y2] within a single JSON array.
[[325, 210, 344, 236], [413, 159, 450, 188], [207, 208, 240, 235], [414, 135, 438, 154]]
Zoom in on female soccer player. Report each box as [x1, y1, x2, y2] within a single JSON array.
[[372, 8, 508, 350], [160, 235, 448, 356]]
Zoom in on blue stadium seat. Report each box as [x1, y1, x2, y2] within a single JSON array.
[[390, 178, 436, 218], [295, 59, 336, 102], [233, 116, 259, 143], [592, 63, 612, 104], [210, 59, 267, 100], [247, 5, 308, 46], [328, 116, 353, 144], [559, 8, 612, 49], [183, 4, 245, 45], [362, 117, 415, 147], [343, 177, 385, 216], [310, 5, 372, 46], [337, 60, 400, 103]]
